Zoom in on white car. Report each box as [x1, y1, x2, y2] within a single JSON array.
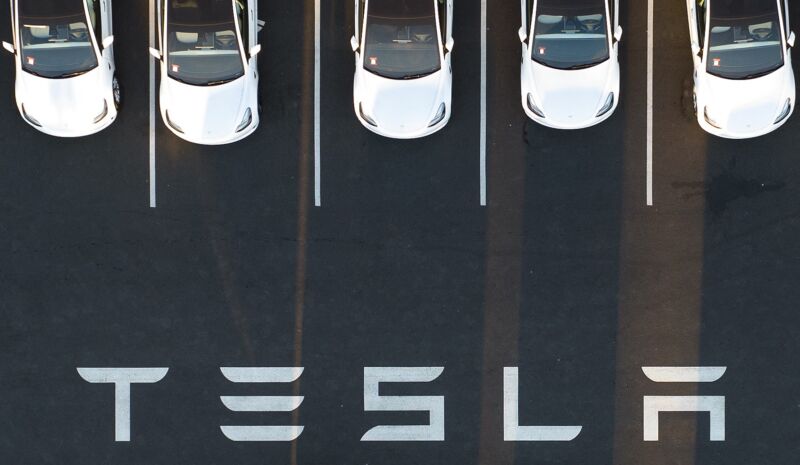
[[2, 0, 120, 137], [519, 0, 622, 129], [688, 0, 795, 138], [150, 0, 262, 145], [351, 0, 454, 139]]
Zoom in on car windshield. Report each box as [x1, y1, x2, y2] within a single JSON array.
[[19, 1, 98, 79], [362, 0, 441, 80], [166, 0, 245, 86], [706, 11, 784, 79], [530, 2, 610, 70]]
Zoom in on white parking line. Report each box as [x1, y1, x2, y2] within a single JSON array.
[[149, 0, 157, 209], [480, 0, 487, 207], [314, 0, 321, 207], [646, 0, 654, 206]]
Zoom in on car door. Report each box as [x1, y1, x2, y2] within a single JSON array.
[[352, 0, 366, 63], [524, 0, 534, 38], [520, 0, 535, 58], [613, 0, 622, 35], [440, 0, 453, 62], [101, 0, 112, 41], [687, 0, 706, 66], [235, 0, 250, 58], [9, 0, 18, 54], [99, 0, 113, 61], [780, 0, 792, 45]]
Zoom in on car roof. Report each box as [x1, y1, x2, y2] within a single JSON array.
[[168, 0, 235, 25], [537, 0, 607, 12], [19, 0, 84, 18], [368, 0, 436, 18], [711, 0, 779, 19]]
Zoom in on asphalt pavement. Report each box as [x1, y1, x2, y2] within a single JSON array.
[[1, 1, 799, 464]]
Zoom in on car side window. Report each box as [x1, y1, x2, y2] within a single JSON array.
[[85, 0, 102, 48], [696, 0, 706, 48], [235, 0, 249, 56], [526, 0, 534, 29], [608, 0, 614, 25], [438, 0, 446, 44], [358, 0, 365, 38]]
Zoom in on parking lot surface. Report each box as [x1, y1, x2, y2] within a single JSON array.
[[1, 1, 799, 464]]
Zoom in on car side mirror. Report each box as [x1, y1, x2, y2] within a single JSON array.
[[613, 25, 623, 42], [788, 31, 796, 48], [2, 41, 14, 54], [691, 43, 701, 57], [350, 35, 359, 52], [102, 35, 114, 49], [445, 37, 454, 52], [249, 44, 261, 56], [518, 26, 527, 43], [149, 47, 162, 60]]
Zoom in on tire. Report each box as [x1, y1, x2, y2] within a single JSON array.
[[112, 75, 122, 110]]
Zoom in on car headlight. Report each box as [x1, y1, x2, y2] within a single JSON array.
[[526, 93, 545, 118], [596, 93, 615, 117], [21, 104, 41, 127], [703, 106, 722, 129], [359, 102, 377, 127], [774, 98, 792, 124], [93, 100, 108, 123], [236, 108, 252, 133], [428, 103, 446, 127], [165, 110, 184, 133]]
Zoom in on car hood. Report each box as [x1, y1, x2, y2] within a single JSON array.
[[17, 67, 107, 130], [162, 76, 248, 140], [529, 59, 614, 123], [702, 66, 793, 133], [357, 69, 445, 134]]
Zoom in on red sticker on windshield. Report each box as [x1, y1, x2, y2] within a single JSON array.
[[539, 47, 546, 55], [712, 58, 720, 67], [172, 64, 180, 72], [26, 56, 34, 65], [369, 56, 378, 65]]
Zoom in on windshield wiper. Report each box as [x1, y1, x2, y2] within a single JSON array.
[[741, 68, 779, 80], [169, 74, 194, 85], [566, 62, 601, 70], [402, 70, 436, 80], [23, 68, 46, 78], [54, 70, 88, 79]]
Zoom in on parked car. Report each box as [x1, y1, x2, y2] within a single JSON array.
[[687, 0, 795, 138], [351, 0, 454, 139], [150, 0, 262, 145], [519, 0, 622, 129], [3, 0, 120, 137]]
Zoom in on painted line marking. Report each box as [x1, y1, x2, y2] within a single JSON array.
[[314, 0, 321, 207], [646, 0, 654, 206], [149, 0, 156, 209], [479, 0, 487, 206]]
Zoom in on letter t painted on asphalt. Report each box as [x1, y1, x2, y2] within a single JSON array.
[[77, 367, 169, 442]]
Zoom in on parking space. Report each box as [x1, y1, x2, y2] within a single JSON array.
[[291, 1, 486, 463], [1, 0, 800, 464], [614, 2, 800, 464]]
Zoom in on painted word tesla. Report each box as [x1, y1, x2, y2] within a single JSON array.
[[77, 366, 727, 443]]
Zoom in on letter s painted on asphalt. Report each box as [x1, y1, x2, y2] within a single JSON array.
[[361, 366, 445, 442]]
